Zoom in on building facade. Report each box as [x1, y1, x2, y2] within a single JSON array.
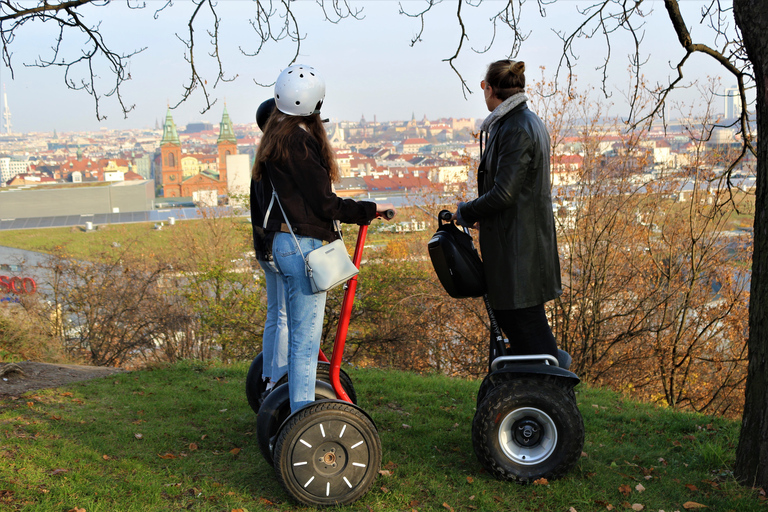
[[158, 107, 238, 199]]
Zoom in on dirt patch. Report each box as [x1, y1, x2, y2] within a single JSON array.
[[0, 361, 126, 398]]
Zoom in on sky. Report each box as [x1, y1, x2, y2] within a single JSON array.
[[0, 0, 742, 134]]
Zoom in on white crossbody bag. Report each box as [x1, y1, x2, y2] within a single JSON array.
[[265, 178, 359, 294]]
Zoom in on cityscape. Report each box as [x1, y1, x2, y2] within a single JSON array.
[[0, 86, 754, 230]]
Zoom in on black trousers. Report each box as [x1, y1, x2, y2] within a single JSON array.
[[492, 303, 558, 357]]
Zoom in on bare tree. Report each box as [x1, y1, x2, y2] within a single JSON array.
[[0, 0, 362, 118]]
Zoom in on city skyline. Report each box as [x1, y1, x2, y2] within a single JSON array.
[[0, 1, 742, 135]]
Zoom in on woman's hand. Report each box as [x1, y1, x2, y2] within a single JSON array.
[[376, 203, 396, 216]]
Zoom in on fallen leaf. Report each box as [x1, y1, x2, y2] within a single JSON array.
[[402, 424, 412, 429], [606, 505, 615, 511], [686, 484, 698, 492], [466, 476, 474, 484], [102, 455, 110, 460], [50, 415, 62, 421], [619, 484, 632, 496], [635, 484, 646, 492], [158, 453, 177, 459], [378, 470, 392, 477], [67, 508, 86, 512], [631, 504, 644, 511], [683, 502, 707, 509], [60, 392, 73, 397], [380, 486, 389, 493], [49, 468, 68, 476], [569, 508, 578, 512], [581, 451, 589, 457], [134, 433, 143, 440], [534, 478, 549, 485], [442, 503, 454, 512], [189, 443, 198, 451], [229, 448, 241, 456]]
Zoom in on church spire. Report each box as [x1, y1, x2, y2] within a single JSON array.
[[217, 104, 237, 144], [160, 108, 180, 145]]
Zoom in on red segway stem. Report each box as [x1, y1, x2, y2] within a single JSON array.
[[327, 222, 370, 402], [326, 210, 394, 402]]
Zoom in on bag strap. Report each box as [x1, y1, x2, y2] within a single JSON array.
[[263, 162, 344, 243], [267, 175, 311, 276]]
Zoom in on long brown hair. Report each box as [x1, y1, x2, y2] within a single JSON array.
[[485, 59, 526, 101], [253, 110, 340, 182]]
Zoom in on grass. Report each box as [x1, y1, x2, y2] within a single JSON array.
[[0, 216, 419, 262], [0, 222, 194, 261], [0, 362, 764, 512]]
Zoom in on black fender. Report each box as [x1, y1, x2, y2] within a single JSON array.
[[488, 364, 580, 387]]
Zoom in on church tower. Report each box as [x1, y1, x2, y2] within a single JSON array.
[[217, 104, 237, 187], [160, 108, 182, 197]]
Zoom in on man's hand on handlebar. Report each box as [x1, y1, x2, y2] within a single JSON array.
[[452, 205, 478, 229]]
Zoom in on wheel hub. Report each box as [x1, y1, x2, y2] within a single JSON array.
[[513, 418, 543, 446], [314, 442, 345, 475], [497, 406, 558, 465], [320, 447, 339, 467]]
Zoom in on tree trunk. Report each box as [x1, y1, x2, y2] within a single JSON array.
[[733, 0, 768, 490]]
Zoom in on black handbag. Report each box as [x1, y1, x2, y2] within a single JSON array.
[[427, 210, 486, 299]]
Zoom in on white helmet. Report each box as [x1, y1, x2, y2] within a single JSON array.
[[274, 64, 325, 116]]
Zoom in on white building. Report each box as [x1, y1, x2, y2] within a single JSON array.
[[0, 156, 31, 185], [724, 87, 741, 121]]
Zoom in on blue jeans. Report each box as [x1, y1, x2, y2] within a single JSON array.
[[257, 259, 288, 384], [272, 232, 327, 413]]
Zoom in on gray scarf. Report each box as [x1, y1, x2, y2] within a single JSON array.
[[479, 92, 528, 133]]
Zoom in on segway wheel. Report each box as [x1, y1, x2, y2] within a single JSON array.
[[274, 401, 381, 507], [472, 378, 584, 483]]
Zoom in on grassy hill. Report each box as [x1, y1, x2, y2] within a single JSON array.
[[0, 362, 763, 511]]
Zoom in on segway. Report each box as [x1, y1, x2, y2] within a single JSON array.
[[247, 210, 394, 506], [428, 210, 584, 483]]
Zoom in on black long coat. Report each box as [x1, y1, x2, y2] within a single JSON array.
[[459, 102, 562, 310]]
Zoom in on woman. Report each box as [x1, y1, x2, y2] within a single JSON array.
[[251, 97, 287, 395], [455, 59, 561, 358], [253, 64, 394, 413]]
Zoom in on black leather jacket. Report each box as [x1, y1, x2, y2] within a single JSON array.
[[458, 102, 562, 310], [250, 127, 376, 258]]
